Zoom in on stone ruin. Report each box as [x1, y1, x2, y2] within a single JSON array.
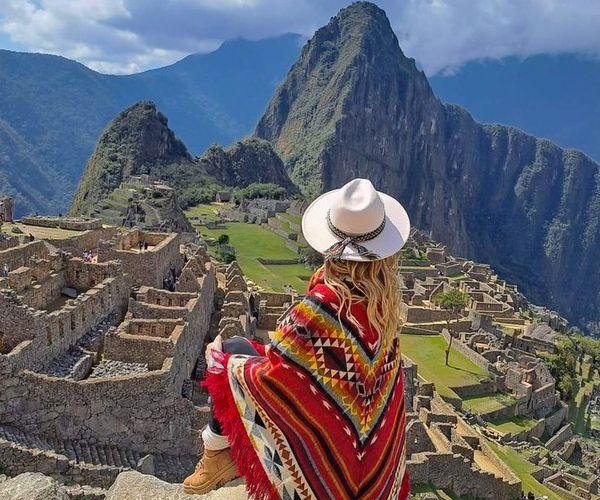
[[206, 260, 297, 346], [0, 219, 596, 498], [0, 195, 14, 222], [404, 367, 522, 499], [0, 225, 217, 497], [20, 216, 103, 231], [219, 197, 291, 225], [397, 229, 567, 422]]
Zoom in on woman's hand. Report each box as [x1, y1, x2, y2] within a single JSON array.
[[205, 334, 223, 365]]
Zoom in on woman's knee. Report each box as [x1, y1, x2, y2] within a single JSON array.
[[221, 336, 259, 356]]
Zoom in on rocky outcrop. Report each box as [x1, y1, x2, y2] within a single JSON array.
[[0, 473, 69, 500], [199, 137, 294, 191], [255, 2, 600, 333], [105, 471, 247, 500], [70, 103, 294, 220]]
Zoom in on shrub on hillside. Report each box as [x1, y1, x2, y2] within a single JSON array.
[[240, 183, 286, 200], [216, 246, 236, 264]]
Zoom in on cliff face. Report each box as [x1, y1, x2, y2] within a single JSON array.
[[198, 137, 294, 190], [255, 2, 600, 333]]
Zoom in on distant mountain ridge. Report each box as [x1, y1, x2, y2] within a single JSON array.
[[2, 28, 600, 217], [430, 53, 600, 162], [0, 34, 301, 216], [255, 1, 600, 334]]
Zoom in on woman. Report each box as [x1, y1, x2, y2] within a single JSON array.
[[184, 179, 411, 499]]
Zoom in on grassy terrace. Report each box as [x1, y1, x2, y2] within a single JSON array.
[[487, 415, 539, 436], [185, 202, 231, 222], [400, 333, 490, 401], [278, 211, 301, 226], [1, 222, 82, 240], [186, 204, 309, 292], [462, 393, 516, 415], [486, 440, 559, 499]]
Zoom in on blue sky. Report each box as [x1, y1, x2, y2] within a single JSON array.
[[1, 1, 599, 75]]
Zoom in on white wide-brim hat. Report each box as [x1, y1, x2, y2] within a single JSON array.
[[302, 178, 410, 261]]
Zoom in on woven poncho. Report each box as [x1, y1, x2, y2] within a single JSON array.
[[204, 272, 409, 500]]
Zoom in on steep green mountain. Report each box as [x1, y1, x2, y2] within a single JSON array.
[[0, 117, 68, 215], [255, 2, 600, 334], [69, 101, 201, 216], [70, 101, 293, 217], [0, 34, 301, 216], [430, 53, 600, 162]]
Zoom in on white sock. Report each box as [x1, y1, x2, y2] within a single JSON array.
[[202, 425, 230, 451]]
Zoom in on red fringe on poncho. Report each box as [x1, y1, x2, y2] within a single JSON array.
[[204, 272, 409, 499]]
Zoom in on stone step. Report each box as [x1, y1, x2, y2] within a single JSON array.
[[0, 425, 139, 469]]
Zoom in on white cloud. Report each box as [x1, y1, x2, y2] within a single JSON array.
[[0, 0, 599, 75], [394, 0, 600, 74]]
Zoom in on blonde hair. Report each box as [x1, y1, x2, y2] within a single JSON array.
[[322, 254, 402, 349]]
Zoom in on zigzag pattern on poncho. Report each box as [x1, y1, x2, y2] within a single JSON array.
[[205, 276, 409, 500]]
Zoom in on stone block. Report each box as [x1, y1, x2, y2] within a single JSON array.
[[105, 471, 247, 499], [0, 473, 69, 500]]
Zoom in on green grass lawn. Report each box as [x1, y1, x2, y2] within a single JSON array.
[[487, 415, 538, 436], [186, 210, 309, 292], [462, 393, 516, 415], [185, 202, 231, 222], [278, 211, 301, 226], [400, 333, 490, 400], [486, 440, 560, 499]]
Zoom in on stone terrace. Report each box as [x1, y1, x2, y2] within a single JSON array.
[[0, 226, 217, 495], [405, 372, 522, 498], [97, 229, 183, 289]]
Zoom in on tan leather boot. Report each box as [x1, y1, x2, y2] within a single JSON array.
[[183, 447, 239, 495]]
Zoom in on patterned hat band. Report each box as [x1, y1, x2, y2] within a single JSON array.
[[323, 209, 386, 260]]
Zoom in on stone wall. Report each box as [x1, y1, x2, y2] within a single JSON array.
[[544, 403, 568, 437], [20, 216, 102, 231], [407, 451, 521, 499], [0, 267, 128, 361], [98, 230, 183, 288], [440, 329, 492, 373], [17, 363, 203, 455], [400, 303, 450, 323], [451, 380, 498, 399], [0, 240, 50, 270], [51, 227, 120, 255], [104, 322, 182, 370]]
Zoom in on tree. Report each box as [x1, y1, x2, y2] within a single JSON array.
[[432, 289, 469, 365], [217, 233, 230, 245], [539, 340, 579, 401], [216, 247, 236, 264], [574, 334, 600, 381]]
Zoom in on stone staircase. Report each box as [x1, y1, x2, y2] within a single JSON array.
[[0, 424, 141, 470], [0, 424, 200, 494]]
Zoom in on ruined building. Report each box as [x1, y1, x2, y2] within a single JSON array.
[[0, 225, 215, 497]]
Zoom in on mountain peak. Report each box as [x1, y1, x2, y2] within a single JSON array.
[[254, 2, 600, 333], [69, 100, 192, 216], [255, 1, 432, 197]]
